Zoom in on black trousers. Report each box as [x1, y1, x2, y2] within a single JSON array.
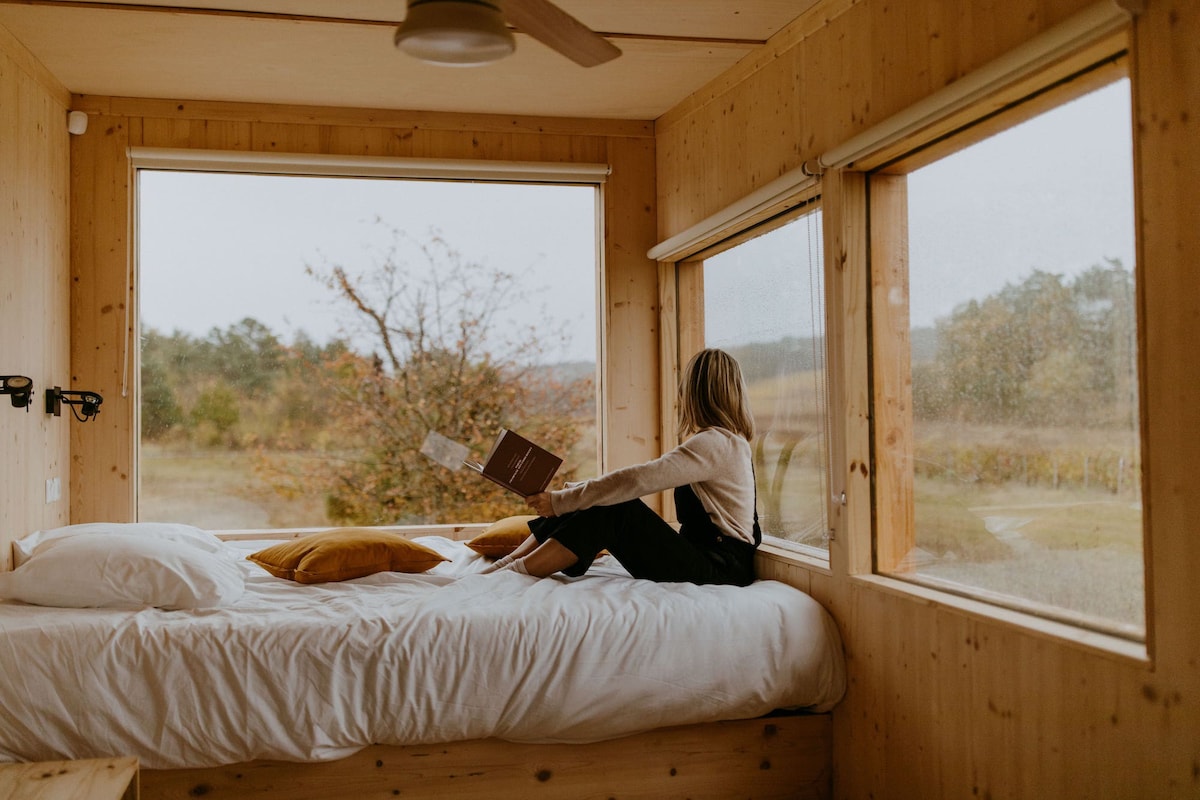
[[528, 492, 757, 586]]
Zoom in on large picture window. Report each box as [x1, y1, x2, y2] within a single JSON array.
[[868, 65, 1143, 637], [136, 167, 600, 530]]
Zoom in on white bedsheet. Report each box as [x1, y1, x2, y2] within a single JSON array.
[[0, 536, 845, 769]]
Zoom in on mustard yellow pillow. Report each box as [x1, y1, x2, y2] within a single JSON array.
[[248, 528, 448, 584], [466, 515, 537, 558]]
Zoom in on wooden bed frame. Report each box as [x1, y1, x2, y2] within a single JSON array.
[[139, 713, 831, 800]]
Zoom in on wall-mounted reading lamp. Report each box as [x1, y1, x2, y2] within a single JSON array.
[[1, 375, 34, 410], [45, 387, 103, 422]]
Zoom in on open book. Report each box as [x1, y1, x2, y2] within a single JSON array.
[[464, 428, 563, 498]]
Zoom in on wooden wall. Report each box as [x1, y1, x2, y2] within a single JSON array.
[[0, 24, 70, 568], [663, 0, 1200, 797], [5, 2, 1198, 796], [64, 96, 660, 525]]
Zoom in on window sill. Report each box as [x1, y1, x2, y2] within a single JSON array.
[[848, 572, 1151, 667], [757, 540, 833, 576]]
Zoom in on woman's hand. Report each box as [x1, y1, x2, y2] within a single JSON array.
[[526, 492, 555, 518]]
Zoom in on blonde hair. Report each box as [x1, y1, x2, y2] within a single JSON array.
[[677, 348, 755, 441]]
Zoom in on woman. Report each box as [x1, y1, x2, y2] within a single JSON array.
[[485, 348, 760, 585]]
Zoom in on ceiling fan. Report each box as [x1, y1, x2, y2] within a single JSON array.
[[394, 0, 622, 68]]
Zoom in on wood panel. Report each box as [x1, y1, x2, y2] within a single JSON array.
[[0, 756, 137, 800], [0, 27, 70, 568], [601, 134, 660, 488], [69, 113, 135, 523], [865, 174, 914, 574], [69, 97, 660, 522], [1130, 0, 1200, 790], [139, 715, 831, 800], [656, 0, 1103, 237], [822, 170, 871, 578], [72, 95, 654, 140], [658, 0, 1200, 797]]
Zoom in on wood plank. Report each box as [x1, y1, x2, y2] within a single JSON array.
[[140, 715, 830, 800], [69, 113, 136, 523], [865, 173, 914, 574], [656, 261, 679, 522], [822, 170, 871, 577], [1129, 2, 1200, 792], [70, 95, 654, 139], [0, 36, 71, 563], [0, 757, 138, 800], [662, 257, 705, 519], [0, 17, 69, 106], [601, 135, 660, 480]]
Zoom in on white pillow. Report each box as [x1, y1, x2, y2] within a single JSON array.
[[0, 533, 244, 610], [13, 522, 225, 567]]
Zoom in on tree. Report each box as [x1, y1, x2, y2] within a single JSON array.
[[206, 317, 286, 397], [190, 384, 241, 446], [140, 329, 186, 440], [260, 227, 590, 525], [141, 356, 183, 440], [916, 262, 1136, 428]]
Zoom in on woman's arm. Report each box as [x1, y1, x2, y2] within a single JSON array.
[[526, 491, 555, 517], [548, 429, 735, 515]]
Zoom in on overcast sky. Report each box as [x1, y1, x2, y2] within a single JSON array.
[[907, 79, 1134, 327], [139, 80, 1133, 360], [139, 174, 599, 362]]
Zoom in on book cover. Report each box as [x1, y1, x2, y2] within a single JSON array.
[[465, 429, 563, 497]]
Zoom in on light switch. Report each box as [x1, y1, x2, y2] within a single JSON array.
[[45, 477, 61, 503]]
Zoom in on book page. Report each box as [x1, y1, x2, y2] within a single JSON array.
[[419, 430, 471, 472]]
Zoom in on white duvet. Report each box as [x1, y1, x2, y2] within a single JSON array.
[[0, 537, 845, 769]]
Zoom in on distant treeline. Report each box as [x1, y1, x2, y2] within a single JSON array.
[[724, 261, 1135, 430], [913, 261, 1135, 429]]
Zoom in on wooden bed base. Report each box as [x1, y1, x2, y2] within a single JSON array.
[[139, 713, 831, 799]]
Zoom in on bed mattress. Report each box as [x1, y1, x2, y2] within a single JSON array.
[[0, 536, 845, 769]]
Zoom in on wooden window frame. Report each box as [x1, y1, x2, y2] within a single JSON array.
[[659, 192, 834, 562], [130, 153, 609, 524], [861, 48, 1147, 649]]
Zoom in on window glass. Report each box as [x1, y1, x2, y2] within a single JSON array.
[[885, 78, 1142, 635], [702, 205, 830, 551], [138, 172, 599, 529]]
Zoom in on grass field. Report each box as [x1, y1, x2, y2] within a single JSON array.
[[140, 445, 328, 529], [140, 420, 599, 531]]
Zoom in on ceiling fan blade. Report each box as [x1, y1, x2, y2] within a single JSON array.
[[503, 0, 621, 67]]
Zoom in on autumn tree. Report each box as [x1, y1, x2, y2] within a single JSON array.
[[915, 261, 1136, 428], [260, 228, 590, 525]]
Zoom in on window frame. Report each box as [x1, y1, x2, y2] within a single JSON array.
[[852, 40, 1149, 657], [655, 181, 835, 563], [129, 149, 609, 528]]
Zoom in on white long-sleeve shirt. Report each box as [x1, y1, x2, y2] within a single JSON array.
[[549, 427, 757, 544]]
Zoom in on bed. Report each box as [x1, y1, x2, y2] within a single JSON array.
[[0, 523, 845, 798]]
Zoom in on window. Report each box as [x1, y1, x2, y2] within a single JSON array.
[[136, 168, 600, 530], [869, 67, 1143, 638], [684, 201, 831, 552]]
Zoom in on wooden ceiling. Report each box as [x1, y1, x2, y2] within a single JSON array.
[[0, 0, 819, 119]]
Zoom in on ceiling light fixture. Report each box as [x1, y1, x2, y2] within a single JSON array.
[[394, 0, 516, 67]]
